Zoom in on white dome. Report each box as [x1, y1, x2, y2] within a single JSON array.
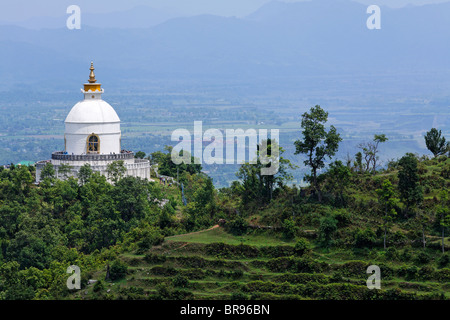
[[65, 99, 120, 124]]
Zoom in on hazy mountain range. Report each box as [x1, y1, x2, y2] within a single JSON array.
[[0, 0, 449, 90], [0, 5, 183, 29]]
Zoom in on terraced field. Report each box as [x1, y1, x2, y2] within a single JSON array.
[[76, 227, 450, 300]]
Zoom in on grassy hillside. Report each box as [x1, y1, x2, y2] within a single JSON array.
[[68, 155, 450, 300], [74, 228, 449, 300], [0, 142, 448, 301]]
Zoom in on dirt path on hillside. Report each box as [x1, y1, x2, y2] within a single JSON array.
[[167, 224, 220, 239]]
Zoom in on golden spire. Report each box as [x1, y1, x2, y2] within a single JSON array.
[[88, 61, 97, 83], [83, 61, 102, 93]]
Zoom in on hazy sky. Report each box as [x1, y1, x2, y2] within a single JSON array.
[[1, 0, 449, 22]]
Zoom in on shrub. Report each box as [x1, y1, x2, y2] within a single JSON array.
[[318, 214, 338, 248], [415, 251, 431, 264], [230, 292, 248, 300], [118, 286, 146, 300], [109, 259, 128, 281], [391, 231, 408, 245], [266, 257, 295, 273], [260, 246, 295, 258], [338, 260, 368, 277], [316, 283, 367, 300], [417, 266, 434, 281], [150, 266, 178, 276], [400, 248, 412, 262], [93, 280, 104, 292], [354, 228, 377, 248], [435, 268, 450, 282], [136, 227, 165, 253], [282, 219, 298, 241], [172, 275, 189, 288], [143, 253, 167, 264], [229, 269, 244, 280], [382, 288, 417, 300], [274, 273, 329, 285], [226, 217, 248, 236], [438, 253, 450, 268], [385, 247, 400, 261], [180, 268, 206, 280], [123, 226, 165, 254], [334, 209, 351, 228], [205, 242, 259, 258], [404, 265, 418, 281], [155, 284, 193, 300], [294, 238, 310, 256]]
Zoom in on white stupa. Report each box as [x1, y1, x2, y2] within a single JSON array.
[[35, 62, 151, 183]]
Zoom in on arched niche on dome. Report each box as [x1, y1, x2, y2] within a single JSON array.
[[87, 133, 100, 154]]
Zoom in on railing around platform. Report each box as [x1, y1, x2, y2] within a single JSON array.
[[51, 151, 134, 161]]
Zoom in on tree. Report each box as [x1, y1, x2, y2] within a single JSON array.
[[109, 259, 128, 281], [12, 165, 33, 196], [414, 208, 429, 249], [236, 139, 294, 206], [282, 219, 298, 241], [376, 179, 399, 249], [318, 213, 338, 248], [181, 172, 217, 231], [424, 128, 447, 157], [135, 151, 146, 159], [397, 153, 423, 217], [57, 163, 73, 180], [78, 163, 93, 185], [106, 160, 126, 184], [358, 134, 388, 173], [152, 146, 201, 178], [354, 151, 363, 173], [294, 105, 342, 202], [226, 216, 248, 236], [321, 160, 352, 206], [40, 162, 55, 181], [294, 238, 310, 255], [112, 176, 150, 222]]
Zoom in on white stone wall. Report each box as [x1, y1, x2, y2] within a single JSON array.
[[65, 122, 121, 155], [35, 159, 151, 184]]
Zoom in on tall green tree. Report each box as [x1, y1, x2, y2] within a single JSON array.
[[414, 208, 430, 249], [424, 128, 447, 157], [294, 105, 342, 202], [111, 176, 150, 223], [106, 160, 127, 184], [181, 173, 217, 231], [78, 163, 93, 185], [236, 139, 294, 206], [40, 162, 55, 181], [376, 179, 399, 249], [318, 213, 338, 248], [152, 146, 201, 178], [398, 153, 423, 217], [12, 165, 33, 196], [354, 151, 363, 173], [321, 160, 352, 206], [57, 163, 73, 180]]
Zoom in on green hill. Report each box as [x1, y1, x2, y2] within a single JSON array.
[[0, 142, 448, 301]]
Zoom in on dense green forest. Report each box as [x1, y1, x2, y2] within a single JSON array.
[[0, 106, 449, 300]]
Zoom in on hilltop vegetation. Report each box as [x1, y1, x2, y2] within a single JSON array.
[[0, 106, 448, 300]]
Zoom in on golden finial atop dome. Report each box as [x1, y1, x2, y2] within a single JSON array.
[[83, 61, 102, 93], [88, 61, 97, 83]]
